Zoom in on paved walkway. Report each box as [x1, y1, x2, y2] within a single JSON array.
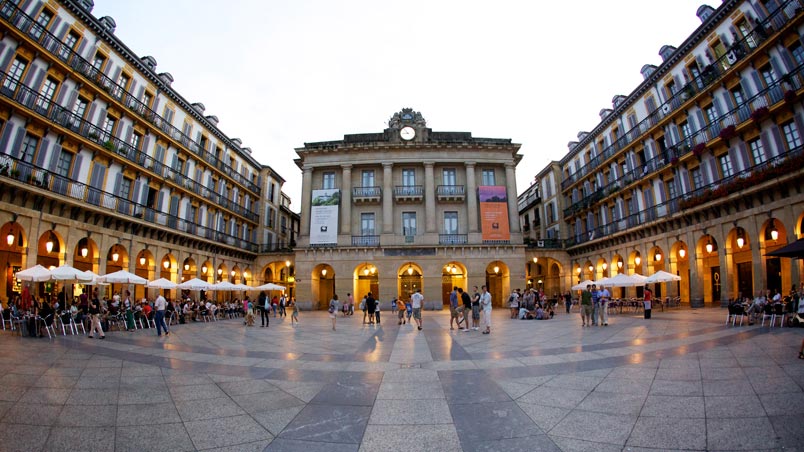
[[0, 307, 802, 451]]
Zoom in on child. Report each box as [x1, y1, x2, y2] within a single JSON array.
[[396, 297, 406, 325], [290, 297, 299, 325], [246, 300, 255, 326], [405, 299, 412, 322]]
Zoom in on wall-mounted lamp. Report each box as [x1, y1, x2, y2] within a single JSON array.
[[407, 264, 413, 275], [493, 265, 500, 274], [679, 247, 687, 258], [655, 251, 662, 261], [45, 230, 56, 253], [705, 236, 714, 254], [736, 225, 745, 249], [163, 260, 170, 269], [285, 260, 291, 267], [634, 254, 641, 266], [139, 256, 146, 266], [230, 270, 235, 276], [201, 265, 207, 274], [322, 268, 328, 277], [617, 260, 623, 269], [184, 263, 190, 271], [532, 257, 538, 264], [576, 266, 582, 274], [112, 251, 119, 263], [602, 262, 608, 270], [217, 268, 223, 275], [769, 218, 779, 241], [588, 264, 594, 272]]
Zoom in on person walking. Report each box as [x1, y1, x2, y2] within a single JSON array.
[[154, 293, 170, 337], [260, 291, 270, 327], [480, 285, 492, 334], [459, 287, 472, 331], [643, 286, 652, 319], [290, 297, 299, 326], [329, 294, 339, 331], [347, 293, 354, 316], [366, 292, 377, 325], [564, 291, 572, 314], [590, 284, 600, 326], [580, 285, 592, 327], [279, 294, 287, 317], [396, 296, 406, 325], [449, 287, 460, 330], [471, 286, 481, 331], [598, 285, 611, 326], [87, 291, 105, 339], [411, 289, 424, 330]]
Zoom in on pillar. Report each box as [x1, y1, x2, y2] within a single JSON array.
[[383, 163, 393, 234], [341, 164, 352, 236], [465, 162, 478, 233], [505, 163, 520, 233], [424, 161, 436, 233], [300, 167, 313, 239]]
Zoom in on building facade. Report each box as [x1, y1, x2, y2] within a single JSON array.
[[521, 0, 804, 305], [294, 108, 525, 308], [0, 0, 295, 301]]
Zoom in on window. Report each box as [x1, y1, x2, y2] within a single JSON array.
[[120, 177, 132, 200], [72, 96, 88, 119], [680, 121, 691, 144], [749, 138, 766, 165], [361, 170, 374, 187], [266, 206, 275, 228], [759, 64, 777, 88], [131, 132, 142, 151], [101, 115, 116, 139], [21, 134, 38, 163], [361, 213, 375, 235], [731, 87, 745, 106], [115, 73, 129, 99], [666, 178, 677, 200], [35, 77, 58, 111], [143, 92, 153, 109], [3, 57, 27, 91], [691, 167, 703, 189], [322, 172, 335, 189], [546, 202, 555, 224], [782, 121, 802, 150], [55, 152, 73, 178], [402, 169, 415, 186], [60, 31, 80, 59], [704, 105, 717, 125], [711, 39, 728, 70], [666, 80, 677, 98], [719, 154, 734, 178], [737, 19, 757, 49], [481, 169, 495, 185], [31, 9, 52, 40], [442, 168, 456, 186], [403, 212, 416, 236], [91, 53, 106, 72], [444, 211, 458, 234], [163, 107, 174, 124], [790, 43, 804, 67]]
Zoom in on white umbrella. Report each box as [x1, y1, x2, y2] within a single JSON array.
[[80, 270, 107, 286], [231, 283, 252, 291], [100, 270, 147, 285], [605, 273, 646, 287], [255, 282, 286, 291], [210, 281, 236, 291], [645, 270, 681, 284], [50, 264, 93, 283], [15, 264, 52, 282], [147, 278, 177, 289], [178, 277, 213, 291], [595, 277, 612, 287], [571, 279, 595, 291]]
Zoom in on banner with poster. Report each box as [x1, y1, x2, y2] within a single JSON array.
[[310, 189, 340, 245], [478, 186, 510, 241]]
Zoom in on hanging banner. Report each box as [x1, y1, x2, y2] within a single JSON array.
[[310, 189, 340, 245], [479, 186, 510, 241]]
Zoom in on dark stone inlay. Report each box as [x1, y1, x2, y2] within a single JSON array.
[[264, 438, 360, 452], [279, 404, 371, 444], [423, 324, 473, 361], [441, 372, 512, 404], [450, 401, 541, 447], [351, 323, 399, 362], [310, 380, 380, 407]]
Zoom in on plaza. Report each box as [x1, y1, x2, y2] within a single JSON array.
[[0, 307, 802, 451]]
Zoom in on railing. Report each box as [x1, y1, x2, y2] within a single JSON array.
[[0, 0, 260, 195], [352, 235, 380, 247], [525, 238, 564, 249], [563, 53, 804, 220], [394, 185, 423, 197], [517, 190, 541, 210], [439, 234, 467, 245], [0, 69, 259, 223], [436, 185, 465, 196], [568, 143, 804, 246], [0, 153, 258, 252], [560, 0, 802, 192], [352, 186, 381, 197], [259, 242, 293, 253]]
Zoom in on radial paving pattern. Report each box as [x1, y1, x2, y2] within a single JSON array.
[[0, 308, 802, 451]]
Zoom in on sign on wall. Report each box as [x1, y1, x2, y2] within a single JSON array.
[[478, 186, 510, 241], [310, 189, 340, 245]]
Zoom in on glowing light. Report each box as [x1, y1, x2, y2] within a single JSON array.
[[679, 248, 686, 258], [322, 268, 328, 276], [140, 256, 146, 266], [736, 237, 745, 248], [81, 247, 88, 258], [217, 268, 222, 275], [493, 266, 500, 274], [655, 252, 662, 262], [617, 261, 623, 269], [407, 265, 413, 275], [635, 255, 641, 266], [588, 265, 593, 272], [532, 257, 538, 263], [602, 262, 608, 270], [184, 263, 189, 271], [112, 252, 119, 262], [285, 260, 291, 267], [202, 265, 207, 274], [706, 241, 713, 254], [46, 239, 54, 253], [163, 260, 170, 269], [6, 233, 13, 246]]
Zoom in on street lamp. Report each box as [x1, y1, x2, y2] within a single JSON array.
[[139, 256, 146, 266], [45, 231, 56, 253], [163, 260, 170, 269], [7, 232, 14, 246]]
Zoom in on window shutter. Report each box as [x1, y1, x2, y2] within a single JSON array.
[[48, 144, 61, 171], [35, 138, 49, 167], [695, 111, 706, 134], [123, 125, 132, 144], [10, 129, 24, 158], [132, 180, 141, 205], [738, 142, 751, 170], [0, 42, 13, 69], [94, 107, 106, 127], [769, 126, 786, 154], [111, 173, 121, 195], [780, 49, 796, 72], [75, 39, 87, 57], [156, 190, 165, 211], [769, 57, 784, 80], [141, 136, 151, 155], [140, 183, 149, 205], [0, 123, 17, 152], [109, 66, 121, 80], [750, 71, 763, 96], [23, 66, 41, 86], [70, 154, 83, 181]]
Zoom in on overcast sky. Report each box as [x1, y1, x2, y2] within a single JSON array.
[[94, 0, 714, 209]]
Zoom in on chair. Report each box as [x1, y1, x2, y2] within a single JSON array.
[[771, 303, 786, 328], [760, 304, 774, 327], [147, 313, 156, 329], [727, 304, 746, 326], [70, 316, 86, 335], [1, 311, 13, 331], [56, 313, 71, 335], [38, 315, 56, 339]]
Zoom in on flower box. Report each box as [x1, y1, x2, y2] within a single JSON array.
[[670, 157, 680, 166], [751, 106, 769, 122], [784, 89, 797, 103], [719, 125, 737, 141], [692, 143, 706, 158]]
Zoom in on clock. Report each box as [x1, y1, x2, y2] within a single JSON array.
[[400, 126, 416, 141]]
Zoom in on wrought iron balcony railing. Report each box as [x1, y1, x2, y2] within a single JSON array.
[[351, 235, 380, 247]]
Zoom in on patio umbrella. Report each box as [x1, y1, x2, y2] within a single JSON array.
[[210, 281, 236, 291], [80, 270, 107, 286], [644, 270, 682, 284], [255, 282, 286, 291], [50, 264, 93, 283], [571, 279, 595, 291], [605, 273, 646, 287], [15, 264, 52, 282], [178, 278, 213, 291], [766, 238, 804, 259], [231, 283, 252, 291], [594, 277, 612, 287], [99, 270, 147, 285], [146, 278, 177, 289]]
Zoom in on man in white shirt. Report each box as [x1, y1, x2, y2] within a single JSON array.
[[598, 285, 611, 326], [481, 285, 492, 334], [154, 294, 169, 337], [411, 289, 424, 330]]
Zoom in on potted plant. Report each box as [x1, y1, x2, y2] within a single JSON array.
[[0, 164, 8, 176], [88, 132, 99, 141], [719, 125, 737, 141], [692, 143, 706, 159], [10, 169, 20, 178], [751, 106, 769, 122], [670, 157, 680, 166], [784, 89, 797, 103], [103, 141, 115, 152]]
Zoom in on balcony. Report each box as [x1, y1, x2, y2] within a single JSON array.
[[352, 235, 380, 247], [352, 186, 381, 204], [0, 71, 260, 224], [0, 1, 260, 195], [439, 234, 467, 245], [0, 153, 257, 252], [436, 185, 465, 202], [394, 185, 423, 202]]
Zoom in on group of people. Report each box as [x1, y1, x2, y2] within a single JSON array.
[[578, 283, 615, 327], [448, 285, 493, 334], [731, 286, 802, 326], [506, 288, 556, 320], [242, 292, 298, 327]]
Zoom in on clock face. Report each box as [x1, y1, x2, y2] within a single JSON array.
[[400, 126, 416, 141]]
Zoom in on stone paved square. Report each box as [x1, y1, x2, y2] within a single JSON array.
[[0, 308, 803, 451]]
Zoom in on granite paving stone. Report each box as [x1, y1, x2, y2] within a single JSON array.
[[115, 422, 195, 452], [280, 404, 370, 444], [450, 401, 540, 444], [626, 416, 706, 450], [185, 414, 273, 450], [549, 410, 636, 446], [43, 426, 114, 452], [706, 417, 780, 451], [359, 424, 462, 452]]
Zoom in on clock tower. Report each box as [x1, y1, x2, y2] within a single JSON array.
[[387, 107, 428, 142]]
